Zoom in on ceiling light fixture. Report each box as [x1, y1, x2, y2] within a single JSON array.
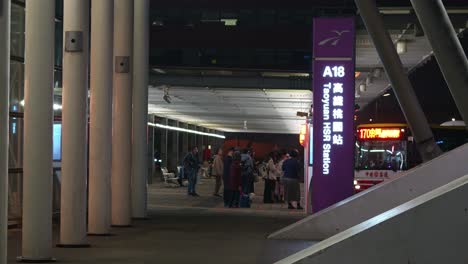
[[163, 86, 171, 104], [379, 9, 411, 15], [383, 93, 391, 97], [373, 68, 382, 78], [359, 83, 367, 93], [148, 122, 226, 139], [355, 86, 361, 98], [396, 40, 407, 54], [152, 68, 166, 74]]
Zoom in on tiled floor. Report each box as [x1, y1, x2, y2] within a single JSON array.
[[7, 177, 315, 264]]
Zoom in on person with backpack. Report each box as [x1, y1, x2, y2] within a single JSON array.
[[184, 146, 200, 196], [240, 148, 255, 195]]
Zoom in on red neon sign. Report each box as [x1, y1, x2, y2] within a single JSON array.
[[358, 128, 402, 140], [299, 124, 307, 146]]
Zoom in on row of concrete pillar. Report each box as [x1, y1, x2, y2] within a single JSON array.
[[1, 0, 150, 262], [151, 117, 224, 171]]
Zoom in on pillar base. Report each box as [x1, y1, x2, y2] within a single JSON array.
[[111, 224, 132, 228], [17, 257, 57, 263], [56, 243, 91, 248], [87, 233, 115, 237]]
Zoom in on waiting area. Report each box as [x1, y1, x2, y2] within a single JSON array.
[[7, 177, 311, 264]]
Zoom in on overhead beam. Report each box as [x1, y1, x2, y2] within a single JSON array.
[[411, 0, 468, 130], [355, 0, 442, 162], [150, 74, 311, 90]]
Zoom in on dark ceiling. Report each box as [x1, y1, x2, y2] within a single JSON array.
[[148, 0, 468, 126], [149, 0, 468, 70]]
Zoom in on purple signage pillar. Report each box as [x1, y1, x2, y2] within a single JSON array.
[[311, 17, 355, 213]]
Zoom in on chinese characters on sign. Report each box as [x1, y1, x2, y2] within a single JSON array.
[[320, 67, 347, 175], [311, 17, 355, 213], [358, 128, 403, 140], [317, 63, 353, 177]]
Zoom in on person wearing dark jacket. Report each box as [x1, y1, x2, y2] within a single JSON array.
[[228, 151, 243, 208], [223, 148, 235, 207], [184, 146, 200, 196], [282, 149, 303, 209], [240, 149, 254, 194]]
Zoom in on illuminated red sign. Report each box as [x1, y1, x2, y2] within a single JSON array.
[[358, 128, 402, 140], [299, 124, 307, 146]]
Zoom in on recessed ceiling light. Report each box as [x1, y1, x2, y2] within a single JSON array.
[[383, 93, 391, 97], [397, 40, 407, 54], [359, 84, 367, 92]]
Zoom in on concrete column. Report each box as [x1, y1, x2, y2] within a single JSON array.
[[181, 123, 189, 161], [20, 0, 55, 261], [166, 120, 177, 171], [88, 0, 114, 235], [147, 115, 154, 185], [411, 0, 468, 129], [175, 121, 180, 166], [355, 0, 442, 161], [161, 118, 168, 168], [112, 0, 133, 227], [199, 127, 204, 149], [131, 0, 149, 219], [0, 0, 10, 262], [196, 126, 201, 149], [59, 0, 90, 247]]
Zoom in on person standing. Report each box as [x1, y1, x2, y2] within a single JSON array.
[[282, 149, 303, 209], [275, 150, 288, 202], [212, 148, 224, 197], [228, 151, 243, 208], [223, 147, 235, 207], [240, 148, 255, 195], [264, 152, 280, 203], [184, 146, 200, 196]]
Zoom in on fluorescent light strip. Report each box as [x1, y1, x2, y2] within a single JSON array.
[[147, 122, 226, 139]]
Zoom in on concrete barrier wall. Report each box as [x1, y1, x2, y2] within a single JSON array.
[[275, 174, 468, 264], [270, 143, 468, 240]]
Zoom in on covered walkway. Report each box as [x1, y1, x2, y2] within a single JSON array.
[[7, 178, 313, 264]]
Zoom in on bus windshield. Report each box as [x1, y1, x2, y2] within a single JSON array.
[[355, 140, 407, 171]]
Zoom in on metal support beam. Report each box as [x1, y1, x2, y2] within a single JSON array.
[[150, 74, 311, 90], [355, 0, 442, 161], [411, 0, 468, 130], [0, 0, 10, 263]]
